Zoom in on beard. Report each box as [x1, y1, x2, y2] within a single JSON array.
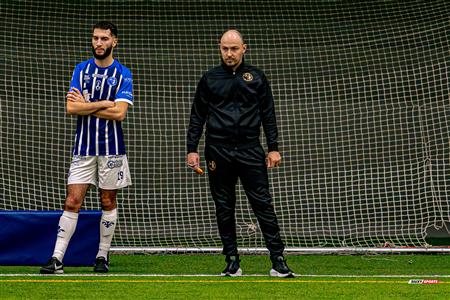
[[92, 45, 113, 60], [221, 57, 237, 68]]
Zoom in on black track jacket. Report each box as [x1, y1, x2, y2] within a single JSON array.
[[187, 61, 279, 153]]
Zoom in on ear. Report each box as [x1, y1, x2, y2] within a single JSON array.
[[113, 38, 118, 47], [242, 44, 247, 53]]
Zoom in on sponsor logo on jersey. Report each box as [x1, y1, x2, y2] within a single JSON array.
[[121, 90, 133, 98], [93, 73, 108, 79]]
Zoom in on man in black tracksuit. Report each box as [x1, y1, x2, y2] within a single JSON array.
[[186, 29, 294, 278]]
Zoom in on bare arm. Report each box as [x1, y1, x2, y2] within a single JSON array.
[[93, 101, 129, 121], [66, 87, 114, 115]]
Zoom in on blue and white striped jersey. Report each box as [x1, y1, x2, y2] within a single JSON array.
[[69, 58, 133, 156]]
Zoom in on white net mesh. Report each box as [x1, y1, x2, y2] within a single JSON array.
[[1, 0, 448, 249]]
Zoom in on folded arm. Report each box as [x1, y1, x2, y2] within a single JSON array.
[[66, 87, 129, 121], [66, 87, 114, 115], [93, 101, 129, 121]]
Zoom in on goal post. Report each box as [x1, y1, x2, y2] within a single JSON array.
[[0, 0, 448, 254]]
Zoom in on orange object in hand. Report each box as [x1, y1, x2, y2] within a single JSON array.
[[194, 167, 204, 175]]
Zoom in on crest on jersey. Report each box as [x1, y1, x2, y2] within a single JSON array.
[[208, 160, 217, 171], [242, 72, 253, 82], [107, 77, 118, 86]]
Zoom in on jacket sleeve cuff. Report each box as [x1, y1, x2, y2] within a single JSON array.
[[187, 145, 198, 154], [268, 143, 279, 152]]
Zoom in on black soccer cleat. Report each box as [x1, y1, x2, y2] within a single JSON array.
[[40, 257, 64, 274], [269, 256, 295, 278], [221, 255, 242, 277], [93, 256, 109, 273]]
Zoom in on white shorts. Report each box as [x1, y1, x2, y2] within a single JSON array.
[[67, 155, 132, 190]]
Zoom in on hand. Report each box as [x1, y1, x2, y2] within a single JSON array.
[[186, 152, 200, 169], [101, 100, 115, 109], [66, 87, 85, 103], [266, 151, 281, 168]]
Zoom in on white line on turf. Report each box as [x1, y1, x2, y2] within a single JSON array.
[[0, 274, 449, 278]]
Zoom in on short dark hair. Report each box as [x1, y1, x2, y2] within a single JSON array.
[[93, 21, 118, 38]]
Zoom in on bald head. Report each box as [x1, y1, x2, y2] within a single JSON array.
[[220, 29, 244, 45], [219, 30, 247, 71]]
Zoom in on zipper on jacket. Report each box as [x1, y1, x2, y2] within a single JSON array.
[[232, 71, 240, 146]]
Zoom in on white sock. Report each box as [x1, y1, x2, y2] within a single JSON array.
[[96, 209, 117, 259], [52, 211, 78, 262]]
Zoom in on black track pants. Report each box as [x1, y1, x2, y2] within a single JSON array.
[[205, 144, 285, 258]]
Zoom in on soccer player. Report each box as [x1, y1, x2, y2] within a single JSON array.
[[186, 29, 294, 277], [40, 21, 133, 274]]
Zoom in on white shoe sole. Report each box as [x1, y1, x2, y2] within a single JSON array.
[[40, 268, 64, 274], [221, 268, 242, 277], [269, 269, 295, 278]]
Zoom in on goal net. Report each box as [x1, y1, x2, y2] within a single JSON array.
[[1, 0, 448, 250]]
